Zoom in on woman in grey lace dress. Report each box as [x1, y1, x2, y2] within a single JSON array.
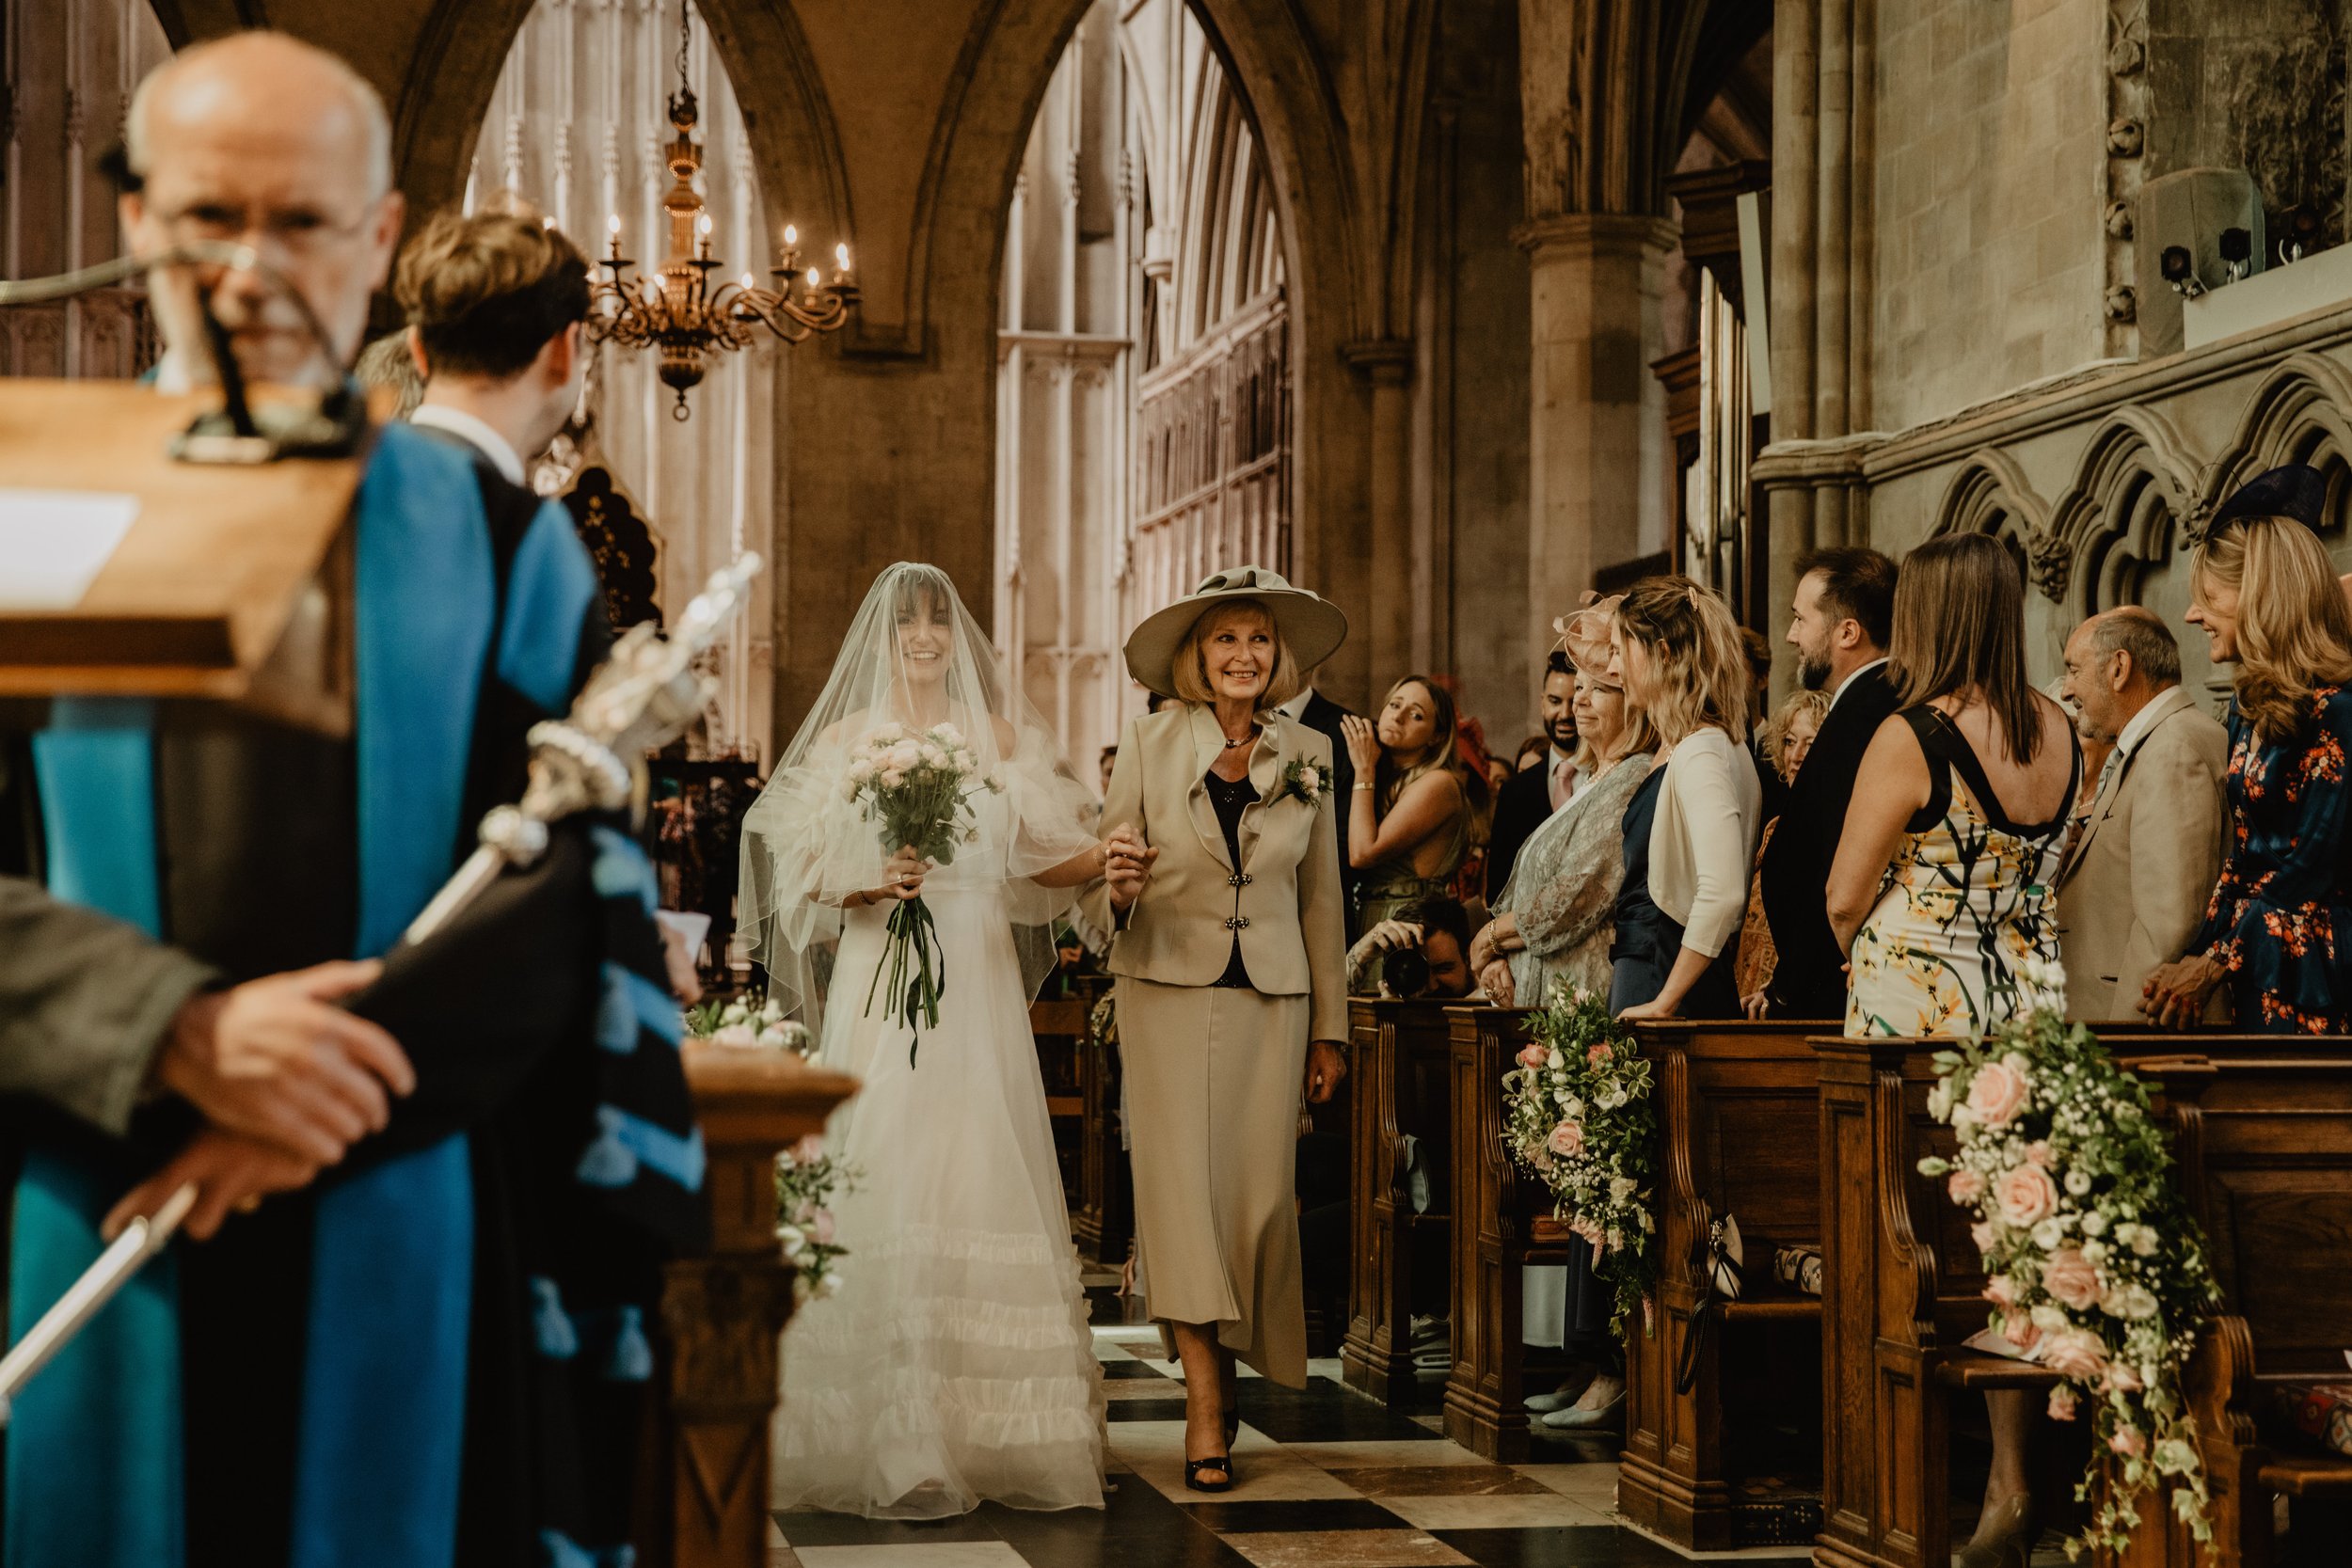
[[1470, 664, 1656, 1006]]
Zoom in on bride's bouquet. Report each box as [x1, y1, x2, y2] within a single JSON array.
[[843, 721, 1004, 1063]]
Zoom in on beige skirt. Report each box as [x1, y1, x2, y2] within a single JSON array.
[[1115, 976, 1309, 1388]]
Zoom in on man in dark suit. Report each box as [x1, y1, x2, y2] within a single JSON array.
[[1486, 650, 1579, 901], [1283, 674, 1365, 916], [1760, 547, 1901, 1021]]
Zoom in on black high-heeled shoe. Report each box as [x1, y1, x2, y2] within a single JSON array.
[[1184, 1452, 1235, 1493]]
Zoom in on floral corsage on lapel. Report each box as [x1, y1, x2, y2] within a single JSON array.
[[1274, 758, 1329, 810]]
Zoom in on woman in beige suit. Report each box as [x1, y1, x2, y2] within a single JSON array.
[[1082, 567, 1351, 1494]]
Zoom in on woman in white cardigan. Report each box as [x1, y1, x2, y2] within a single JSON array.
[[1606, 577, 1760, 1022]]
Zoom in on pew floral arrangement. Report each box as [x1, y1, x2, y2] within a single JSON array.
[[1915, 960, 2221, 1559], [774, 1133, 858, 1302], [1500, 981, 1657, 1338], [686, 992, 816, 1055]]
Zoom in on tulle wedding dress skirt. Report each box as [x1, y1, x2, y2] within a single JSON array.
[[770, 890, 1106, 1518]]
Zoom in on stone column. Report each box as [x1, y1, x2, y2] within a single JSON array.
[[1517, 214, 1677, 677], [1344, 340, 1416, 689]]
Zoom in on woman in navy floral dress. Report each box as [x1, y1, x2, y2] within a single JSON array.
[[2143, 497, 2352, 1033]]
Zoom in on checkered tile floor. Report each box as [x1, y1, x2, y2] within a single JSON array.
[[769, 1281, 1809, 1568]]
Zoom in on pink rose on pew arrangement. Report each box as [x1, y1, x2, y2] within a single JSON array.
[[1914, 984, 2223, 1558], [1499, 980, 1656, 1341], [1965, 1056, 2031, 1127], [1994, 1162, 2058, 1227]]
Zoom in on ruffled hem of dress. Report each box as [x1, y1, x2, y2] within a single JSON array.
[[788, 1289, 1088, 1354], [848, 1220, 1070, 1268], [771, 1433, 1106, 1519], [775, 1378, 1104, 1457]]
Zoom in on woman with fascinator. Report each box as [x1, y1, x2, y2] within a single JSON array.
[[1080, 567, 1351, 1494], [2143, 464, 2352, 1033], [740, 564, 1109, 1518]]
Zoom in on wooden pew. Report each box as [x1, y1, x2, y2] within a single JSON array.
[[1030, 996, 1088, 1205], [1811, 1034, 2352, 1568], [2157, 1047, 2352, 1568], [1070, 980, 1131, 1267], [649, 1045, 858, 1568], [1340, 998, 1456, 1406], [1620, 1019, 1833, 1550], [1442, 1003, 1568, 1460]]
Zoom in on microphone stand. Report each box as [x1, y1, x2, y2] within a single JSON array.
[[0, 555, 765, 1421]]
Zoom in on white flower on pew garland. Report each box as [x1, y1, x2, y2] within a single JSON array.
[[1499, 981, 1658, 1339], [686, 992, 815, 1055], [1915, 958, 2222, 1559], [775, 1133, 860, 1302]]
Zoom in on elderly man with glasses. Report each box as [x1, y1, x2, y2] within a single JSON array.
[[2, 32, 696, 1568]]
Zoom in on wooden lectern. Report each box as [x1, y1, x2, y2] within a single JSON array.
[[0, 379, 363, 734]]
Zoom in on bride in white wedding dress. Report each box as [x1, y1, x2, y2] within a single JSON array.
[[740, 563, 1108, 1518]]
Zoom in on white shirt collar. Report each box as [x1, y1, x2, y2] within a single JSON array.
[[411, 404, 526, 486], [2113, 685, 2183, 760], [1279, 689, 1313, 721], [1831, 656, 1890, 710]]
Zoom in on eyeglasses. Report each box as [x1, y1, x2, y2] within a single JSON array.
[[152, 199, 377, 259]]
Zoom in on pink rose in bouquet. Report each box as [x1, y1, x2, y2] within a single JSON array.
[[1518, 1043, 1549, 1069], [2042, 1247, 2102, 1310], [1994, 1163, 2058, 1227], [1966, 1059, 2030, 1128], [1984, 1274, 2018, 1310], [2047, 1385, 2078, 1420], [1586, 1041, 1613, 1067], [1548, 1120, 1585, 1158], [1947, 1168, 1985, 1203]]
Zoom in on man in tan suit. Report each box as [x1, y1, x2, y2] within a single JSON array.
[[2056, 608, 2230, 1021]]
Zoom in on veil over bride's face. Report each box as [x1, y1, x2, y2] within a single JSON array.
[[893, 579, 955, 696]]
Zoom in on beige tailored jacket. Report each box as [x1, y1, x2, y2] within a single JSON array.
[[2056, 685, 2231, 1022], [1080, 704, 1349, 1043]]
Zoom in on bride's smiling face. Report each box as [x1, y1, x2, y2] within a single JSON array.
[[896, 587, 954, 688]]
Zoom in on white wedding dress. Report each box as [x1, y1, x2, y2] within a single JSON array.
[[743, 564, 1105, 1520], [770, 779, 1106, 1516]]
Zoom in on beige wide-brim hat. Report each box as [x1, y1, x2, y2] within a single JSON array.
[[1123, 565, 1349, 699]]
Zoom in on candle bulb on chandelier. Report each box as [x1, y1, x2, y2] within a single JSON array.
[[697, 213, 714, 260], [806, 266, 823, 300], [834, 242, 852, 282], [605, 212, 623, 259]]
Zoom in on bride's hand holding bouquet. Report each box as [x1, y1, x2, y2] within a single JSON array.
[[842, 721, 1003, 1062]]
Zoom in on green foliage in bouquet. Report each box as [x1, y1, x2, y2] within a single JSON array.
[[1500, 982, 1659, 1339], [1916, 978, 2221, 1559]]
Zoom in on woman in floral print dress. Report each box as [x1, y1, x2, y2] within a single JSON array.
[[1826, 533, 2080, 1042], [2142, 494, 2352, 1034]]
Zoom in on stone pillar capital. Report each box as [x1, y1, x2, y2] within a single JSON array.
[[1512, 212, 1679, 259], [1341, 337, 1415, 387]]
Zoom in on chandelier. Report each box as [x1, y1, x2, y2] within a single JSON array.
[[589, 2, 857, 420]]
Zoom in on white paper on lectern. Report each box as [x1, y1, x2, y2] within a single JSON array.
[[0, 489, 141, 609]]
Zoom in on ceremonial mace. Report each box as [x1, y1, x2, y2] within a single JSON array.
[[0, 556, 765, 1419]]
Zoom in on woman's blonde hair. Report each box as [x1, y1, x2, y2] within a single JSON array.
[[1613, 577, 1752, 746], [1373, 675, 1462, 812], [1168, 599, 1306, 711], [1758, 689, 1832, 784], [1887, 532, 2044, 762], [2192, 515, 2352, 745]]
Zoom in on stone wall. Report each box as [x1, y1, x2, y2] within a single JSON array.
[[1869, 0, 2113, 434]]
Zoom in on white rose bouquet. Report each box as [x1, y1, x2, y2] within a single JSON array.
[[841, 721, 1004, 1063], [774, 1133, 858, 1302], [1916, 961, 2221, 1557], [1500, 980, 1658, 1338]]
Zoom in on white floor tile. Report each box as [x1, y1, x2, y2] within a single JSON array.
[[794, 1544, 1030, 1568], [1375, 1490, 1614, 1529]]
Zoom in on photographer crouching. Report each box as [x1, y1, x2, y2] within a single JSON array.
[[1345, 895, 1476, 999]]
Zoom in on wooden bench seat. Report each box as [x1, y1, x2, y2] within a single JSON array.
[[1620, 1018, 1836, 1550], [2255, 1454, 2352, 1499], [1341, 999, 1456, 1406]]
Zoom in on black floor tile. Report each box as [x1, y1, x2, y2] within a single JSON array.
[[1103, 1360, 1175, 1380], [978, 1481, 1256, 1567], [1228, 1378, 1451, 1444], [1105, 1397, 1193, 1421], [1174, 1497, 1407, 1533]]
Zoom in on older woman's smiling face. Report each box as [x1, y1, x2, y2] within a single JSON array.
[[1199, 605, 1276, 703]]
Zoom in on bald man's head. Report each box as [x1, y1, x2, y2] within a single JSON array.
[[121, 32, 404, 387]]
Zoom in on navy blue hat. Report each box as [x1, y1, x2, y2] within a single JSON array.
[[2212, 463, 2329, 530]]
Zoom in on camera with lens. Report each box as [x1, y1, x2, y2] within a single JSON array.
[[1384, 946, 1433, 1000]]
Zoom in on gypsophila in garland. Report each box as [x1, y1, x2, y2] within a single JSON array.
[[685, 992, 814, 1055], [774, 1133, 860, 1303], [1500, 980, 1658, 1339], [1915, 958, 2221, 1559]]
